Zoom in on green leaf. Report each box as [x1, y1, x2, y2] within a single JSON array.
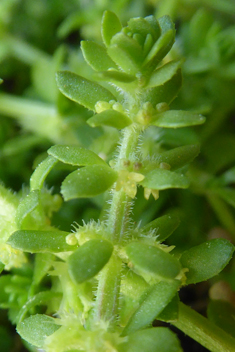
[[101, 11, 122, 47], [180, 239, 234, 284], [81, 41, 117, 71], [128, 16, 160, 42], [143, 33, 154, 57], [144, 28, 174, 64], [48, 145, 106, 166], [2, 134, 45, 157], [56, 71, 116, 111], [143, 29, 175, 72], [7, 230, 76, 253], [68, 239, 113, 284], [87, 109, 132, 129], [119, 327, 182, 352], [30, 156, 58, 191], [140, 214, 180, 242], [155, 144, 200, 170], [152, 110, 205, 128], [17, 291, 62, 323], [157, 294, 179, 322], [17, 314, 60, 348], [207, 300, 235, 337], [33, 253, 55, 285], [145, 15, 161, 39], [158, 15, 175, 33], [147, 60, 182, 88], [98, 70, 136, 83], [121, 268, 149, 301], [159, 127, 200, 147], [211, 0, 235, 14], [188, 9, 213, 54], [219, 166, 235, 186], [107, 44, 141, 75], [32, 46, 66, 104], [0, 78, 3, 84], [140, 169, 190, 190], [142, 69, 182, 106], [183, 57, 212, 74], [110, 32, 144, 68], [126, 242, 181, 280], [57, 11, 83, 39], [16, 190, 40, 229], [122, 280, 180, 335], [61, 165, 118, 200]]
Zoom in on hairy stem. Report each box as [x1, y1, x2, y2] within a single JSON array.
[[94, 124, 143, 324], [93, 255, 122, 326], [107, 190, 133, 243], [107, 124, 142, 243]]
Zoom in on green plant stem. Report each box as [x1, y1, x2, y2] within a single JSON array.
[[107, 124, 142, 243], [93, 255, 122, 326], [115, 124, 142, 169], [94, 124, 143, 325], [207, 193, 235, 239], [172, 302, 235, 352], [107, 190, 132, 243]]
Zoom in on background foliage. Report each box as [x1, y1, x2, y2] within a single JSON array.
[[0, 0, 235, 351]]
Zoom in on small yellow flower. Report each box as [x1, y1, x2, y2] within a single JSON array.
[[144, 188, 159, 200], [116, 170, 145, 198], [0, 244, 27, 270], [136, 102, 155, 125]]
